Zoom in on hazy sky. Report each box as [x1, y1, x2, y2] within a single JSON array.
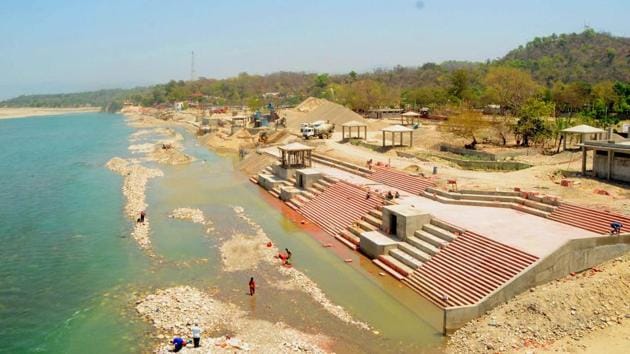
[[0, 0, 628, 100]]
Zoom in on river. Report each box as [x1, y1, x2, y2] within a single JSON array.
[[0, 113, 444, 353]]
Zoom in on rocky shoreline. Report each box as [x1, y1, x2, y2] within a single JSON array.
[[106, 157, 163, 255], [136, 286, 331, 353]]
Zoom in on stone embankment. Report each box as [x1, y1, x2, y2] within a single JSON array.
[[106, 157, 163, 254], [447, 253, 630, 353], [226, 206, 371, 331], [136, 286, 331, 353]]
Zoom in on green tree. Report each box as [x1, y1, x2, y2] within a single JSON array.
[[444, 109, 490, 148], [483, 66, 540, 113], [514, 99, 554, 146]]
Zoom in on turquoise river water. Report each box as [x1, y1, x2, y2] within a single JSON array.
[[0, 113, 445, 353]]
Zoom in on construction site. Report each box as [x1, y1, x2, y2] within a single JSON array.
[[123, 96, 630, 351]]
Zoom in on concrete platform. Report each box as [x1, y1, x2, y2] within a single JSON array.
[[316, 165, 600, 257]]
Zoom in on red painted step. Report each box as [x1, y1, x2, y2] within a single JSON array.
[[368, 166, 435, 195], [402, 231, 538, 308]]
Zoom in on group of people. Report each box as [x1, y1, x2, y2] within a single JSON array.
[[169, 323, 202, 352], [366, 190, 400, 200]]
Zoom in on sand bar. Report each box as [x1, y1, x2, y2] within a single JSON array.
[[0, 107, 100, 120]]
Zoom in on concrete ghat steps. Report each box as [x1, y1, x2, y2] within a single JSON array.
[[421, 190, 553, 218], [406, 236, 440, 255], [398, 242, 431, 262], [338, 229, 360, 245], [361, 214, 382, 228], [334, 234, 358, 250], [390, 248, 423, 269], [368, 166, 436, 195], [298, 181, 385, 238], [373, 258, 405, 280], [402, 231, 539, 308], [422, 224, 457, 242], [548, 203, 630, 234], [414, 230, 448, 248], [378, 255, 413, 277], [368, 209, 383, 219]]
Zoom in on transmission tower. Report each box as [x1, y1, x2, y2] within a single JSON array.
[[190, 51, 196, 81]]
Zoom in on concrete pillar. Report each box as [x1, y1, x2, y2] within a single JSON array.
[[607, 150, 612, 180], [581, 146, 587, 175], [563, 133, 566, 151]]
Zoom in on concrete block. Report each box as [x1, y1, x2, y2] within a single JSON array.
[[295, 168, 323, 189], [381, 204, 431, 241], [280, 186, 300, 201], [257, 174, 283, 191], [272, 164, 297, 180], [359, 231, 398, 258]]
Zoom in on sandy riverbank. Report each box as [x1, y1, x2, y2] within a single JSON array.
[[0, 107, 100, 120]]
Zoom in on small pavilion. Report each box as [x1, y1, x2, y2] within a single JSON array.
[[278, 142, 314, 168], [401, 111, 421, 126], [561, 124, 606, 150], [341, 120, 368, 140], [231, 115, 249, 127], [381, 125, 414, 148]]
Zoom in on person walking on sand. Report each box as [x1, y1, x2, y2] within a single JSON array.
[[191, 323, 202, 348], [249, 277, 256, 296], [137, 210, 146, 223]]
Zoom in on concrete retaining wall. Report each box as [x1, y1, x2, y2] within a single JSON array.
[[443, 234, 630, 334]]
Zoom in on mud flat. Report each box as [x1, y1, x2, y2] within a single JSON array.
[[446, 253, 630, 353], [223, 206, 371, 331], [106, 157, 163, 255], [136, 286, 331, 353]]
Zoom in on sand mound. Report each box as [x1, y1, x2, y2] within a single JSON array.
[[295, 97, 326, 112], [285, 99, 369, 131], [149, 144, 193, 165]]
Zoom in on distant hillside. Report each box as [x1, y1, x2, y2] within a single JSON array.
[[500, 29, 630, 85], [0, 88, 147, 112]]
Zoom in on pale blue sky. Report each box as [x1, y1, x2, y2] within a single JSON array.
[[0, 0, 628, 100]]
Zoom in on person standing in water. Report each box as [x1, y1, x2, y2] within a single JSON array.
[[249, 277, 256, 296]]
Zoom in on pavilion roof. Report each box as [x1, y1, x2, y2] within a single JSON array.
[[562, 124, 605, 134], [381, 124, 414, 133], [278, 142, 315, 152], [342, 120, 368, 127]]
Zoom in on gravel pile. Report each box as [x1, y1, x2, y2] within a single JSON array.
[[447, 254, 630, 353]]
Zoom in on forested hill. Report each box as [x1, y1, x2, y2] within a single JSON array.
[[500, 29, 630, 85], [0, 88, 147, 112]]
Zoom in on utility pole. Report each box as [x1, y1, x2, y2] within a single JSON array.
[[190, 51, 196, 81]]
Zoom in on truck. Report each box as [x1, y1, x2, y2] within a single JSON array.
[[301, 120, 335, 139]]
